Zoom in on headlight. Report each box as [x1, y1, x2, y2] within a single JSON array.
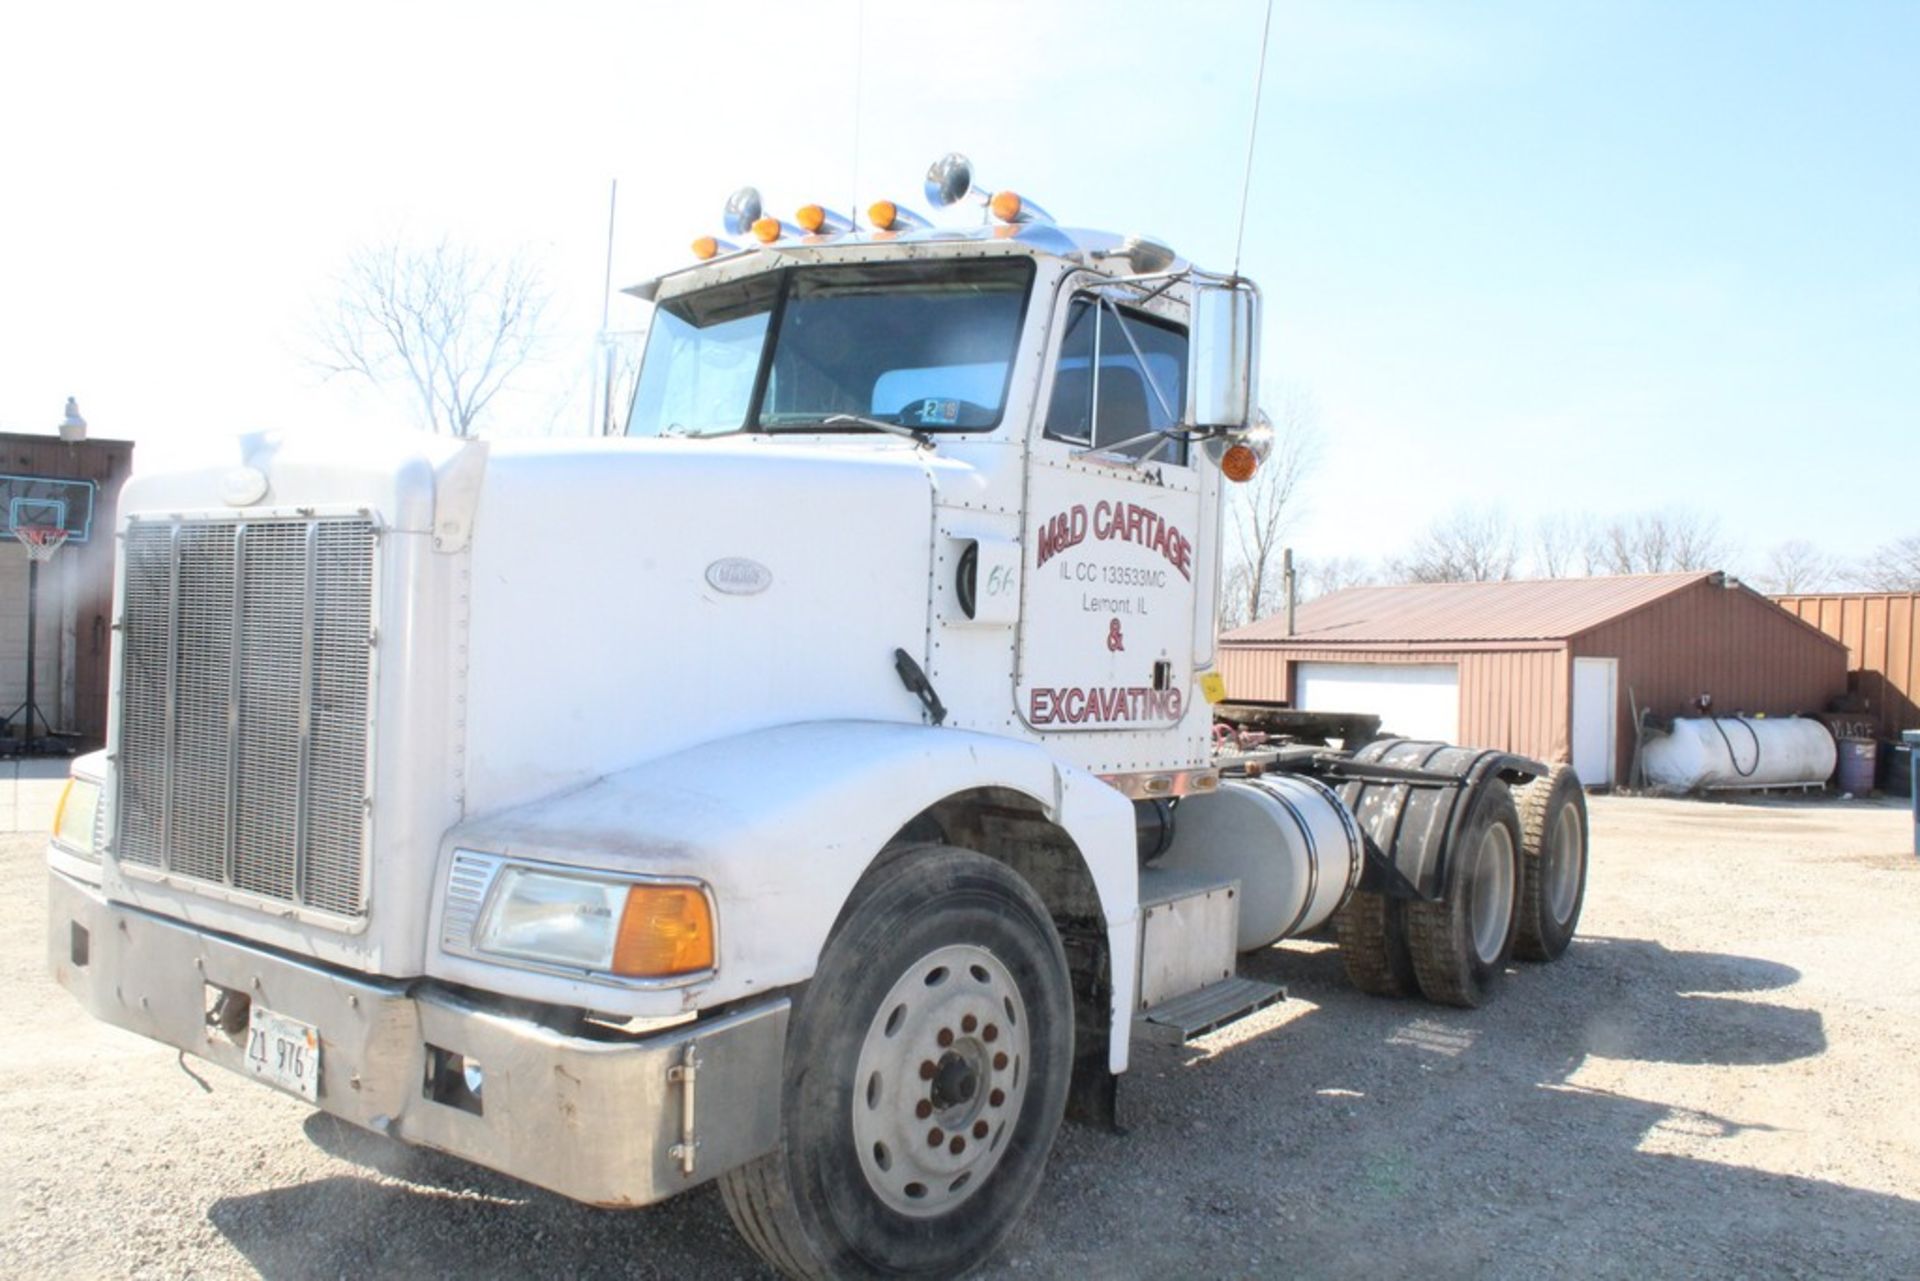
[[470, 864, 715, 980], [52, 777, 102, 860]]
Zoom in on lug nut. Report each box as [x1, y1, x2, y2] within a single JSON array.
[[993, 1052, 1009, 1071], [961, 1014, 978, 1033], [983, 1024, 999, 1043], [949, 1136, 966, 1155], [990, 1088, 1006, 1107], [937, 1028, 954, 1048], [915, 1100, 933, 1119], [919, 1060, 937, 1080], [973, 1120, 989, 1139], [927, 1128, 944, 1147]]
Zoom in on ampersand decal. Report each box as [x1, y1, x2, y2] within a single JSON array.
[[1106, 619, 1125, 652]]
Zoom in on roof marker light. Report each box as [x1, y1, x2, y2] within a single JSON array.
[[866, 200, 930, 232], [751, 216, 783, 244], [794, 204, 854, 236]]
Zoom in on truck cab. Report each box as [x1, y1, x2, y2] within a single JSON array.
[[47, 156, 1586, 1279]]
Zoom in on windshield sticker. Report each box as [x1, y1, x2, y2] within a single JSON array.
[[921, 398, 961, 424]]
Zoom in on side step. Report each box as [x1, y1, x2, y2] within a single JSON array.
[[1134, 976, 1286, 1045]]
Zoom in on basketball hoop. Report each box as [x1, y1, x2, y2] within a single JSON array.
[[12, 525, 70, 563]]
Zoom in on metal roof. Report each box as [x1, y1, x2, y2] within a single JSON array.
[[1221, 572, 1720, 646]]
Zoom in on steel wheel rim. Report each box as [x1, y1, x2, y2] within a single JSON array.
[[1469, 822, 1516, 965], [1545, 805, 1584, 925], [851, 942, 1030, 1218]]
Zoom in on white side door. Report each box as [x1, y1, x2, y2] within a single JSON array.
[[1572, 657, 1618, 786], [1017, 286, 1202, 761]]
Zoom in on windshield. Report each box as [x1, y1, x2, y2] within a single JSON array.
[[626, 257, 1035, 438]]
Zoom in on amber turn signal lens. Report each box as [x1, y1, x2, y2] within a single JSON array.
[[690, 236, 719, 260], [1220, 443, 1260, 483], [51, 778, 75, 838], [867, 199, 898, 231], [612, 885, 715, 977], [795, 204, 826, 233], [751, 216, 781, 243], [989, 190, 1023, 223]]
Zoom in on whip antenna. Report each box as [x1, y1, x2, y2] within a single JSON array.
[[1231, 0, 1276, 278]]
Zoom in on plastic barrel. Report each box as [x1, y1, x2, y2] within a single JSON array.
[[1836, 737, 1877, 795]]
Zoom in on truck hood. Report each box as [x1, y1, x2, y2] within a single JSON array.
[[458, 435, 945, 814]]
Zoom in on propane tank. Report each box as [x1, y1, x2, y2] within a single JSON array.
[[1152, 775, 1364, 951], [1642, 716, 1837, 791]]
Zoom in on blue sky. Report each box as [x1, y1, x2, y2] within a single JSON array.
[[0, 1, 1912, 570]]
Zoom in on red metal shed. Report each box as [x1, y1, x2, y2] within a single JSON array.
[[1219, 572, 1848, 786]]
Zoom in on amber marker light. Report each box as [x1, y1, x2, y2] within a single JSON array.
[[1220, 443, 1260, 483], [868, 199, 899, 231], [51, 778, 75, 837], [990, 189, 1023, 223], [751, 216, 782, 243], [691, 236, 720, 260], [612, 885, 715, 977], [795, 203, 826, 233]]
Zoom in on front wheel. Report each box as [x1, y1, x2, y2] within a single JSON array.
[[720, 847, 1073, 1280]]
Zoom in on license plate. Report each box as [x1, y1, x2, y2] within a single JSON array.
[[245, 1005, 320, 1102]]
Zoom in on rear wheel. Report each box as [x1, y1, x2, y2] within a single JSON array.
[[1405, 780, 1523, 1007], [1334, 890, 1418, 997], [720, 847, 1073, 1280], [1513, 765, 1588, 961]]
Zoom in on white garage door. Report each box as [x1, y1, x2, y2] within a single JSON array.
[[1294, 661, 1460, 742]]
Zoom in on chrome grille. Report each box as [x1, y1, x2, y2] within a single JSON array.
[[117, 517, 375, 919]]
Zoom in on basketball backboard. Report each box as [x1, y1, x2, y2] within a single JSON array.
[[1, 473, 96, 542]]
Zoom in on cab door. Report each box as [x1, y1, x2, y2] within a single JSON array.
[[1016, 283, 1206, 771]]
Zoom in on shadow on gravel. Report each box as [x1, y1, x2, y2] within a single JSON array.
[[207, 1167, 763, 1280], [1010, 933, 1915, 1279]]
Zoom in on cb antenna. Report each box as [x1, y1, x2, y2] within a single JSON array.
[[850, 0, 866, 216], [1231, 0, 1276, 279]]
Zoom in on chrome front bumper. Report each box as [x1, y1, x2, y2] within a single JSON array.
[[47, 871, 788, 1207]]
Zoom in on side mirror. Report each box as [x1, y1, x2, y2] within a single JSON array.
[[1186, 279, 1260, 433]]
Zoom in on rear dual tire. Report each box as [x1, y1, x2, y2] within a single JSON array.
[[1513, 765, 1588, 962], [1404, 780, 1524, 1007]]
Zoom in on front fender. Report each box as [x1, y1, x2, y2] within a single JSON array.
[[428, 721, 1139, 1066]]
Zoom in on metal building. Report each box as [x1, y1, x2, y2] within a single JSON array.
[[1773, 592, 1920, 738], [1, 430, 134, 750], [1219, 572, 1848, 787]]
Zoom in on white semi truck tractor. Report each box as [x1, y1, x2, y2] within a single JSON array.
[[46, 155, 1588, 1278]]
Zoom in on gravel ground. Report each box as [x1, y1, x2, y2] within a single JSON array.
[[2, 794, 1918, 1279]]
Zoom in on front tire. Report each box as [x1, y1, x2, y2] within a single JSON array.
[[720, 847, 1073, 1279]]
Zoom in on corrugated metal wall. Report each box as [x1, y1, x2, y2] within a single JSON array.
[[1573, 579, 1848, 782], [0, 434, 133, 743], [1217, 643, 1567, 764], [1773, 592, 1920, 735]]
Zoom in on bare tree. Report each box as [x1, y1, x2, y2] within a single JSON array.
[[312, 237, 550, 437], [1221, 388, 1322, 626], [1299, 555, 1377, 602], [1591, 507, 1732, 574], [1389, 506, 1518, 583], [1754, 539, 1842, 594], [1531, 511, 1599, 578], [1858, 533, 1920, 591]]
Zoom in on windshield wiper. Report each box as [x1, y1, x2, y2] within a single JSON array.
[[766, 414, 935, 449]]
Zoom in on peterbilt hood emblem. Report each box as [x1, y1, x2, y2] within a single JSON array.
[[705, 557, 773, 596], [220, 466, 271, 506]]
